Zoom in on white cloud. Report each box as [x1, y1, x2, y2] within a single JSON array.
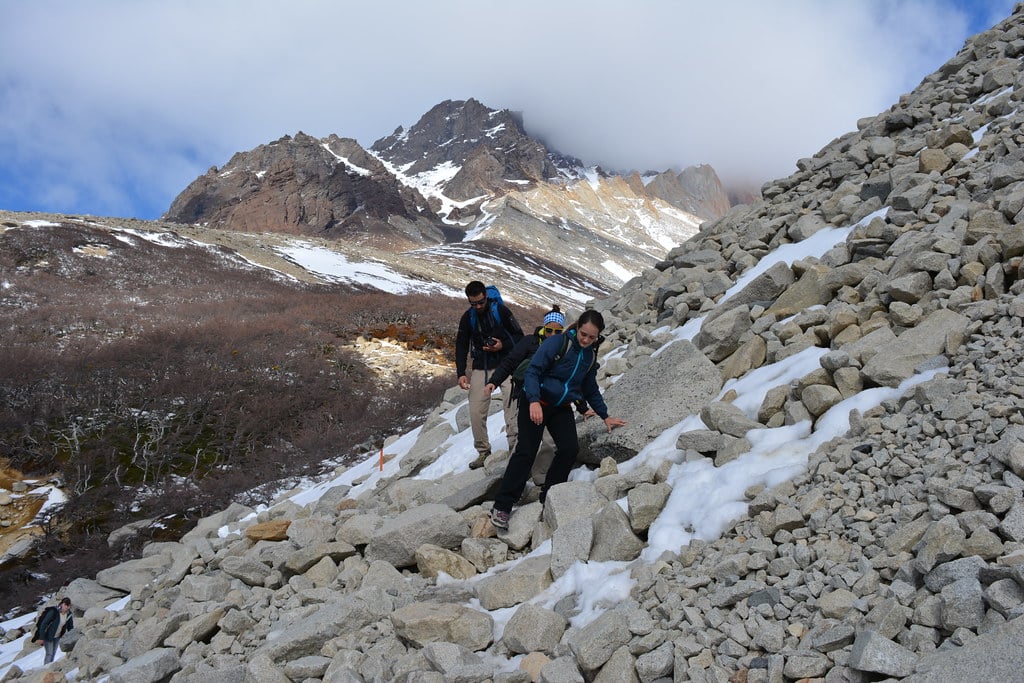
[[0, 0, 1016, 218]]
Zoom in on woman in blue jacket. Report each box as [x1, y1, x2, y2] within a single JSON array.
[[490, 309, 626, 530]]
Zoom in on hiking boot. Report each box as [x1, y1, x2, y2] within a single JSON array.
[[490, 508, 510, 530], [469, 452, 489, 470]]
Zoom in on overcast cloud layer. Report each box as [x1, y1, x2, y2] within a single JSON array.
[[0, 0, 1016, 219]]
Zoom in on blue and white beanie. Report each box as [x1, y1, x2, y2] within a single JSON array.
[[543, 310, 566, 327]]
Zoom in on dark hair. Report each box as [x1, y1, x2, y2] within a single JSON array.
[[548, 304, 561, 314], [465, 281, 485, 297], [59, 597, 71, 607], [576, 309, 605, 332]]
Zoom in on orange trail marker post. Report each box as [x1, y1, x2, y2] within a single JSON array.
[[379, 446, 384, 471]]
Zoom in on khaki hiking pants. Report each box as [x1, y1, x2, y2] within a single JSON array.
[[469, 370, 517, 456]]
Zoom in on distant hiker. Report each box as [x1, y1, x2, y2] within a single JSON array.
[[486, 305, 590, 482], [34, 597, 73, 664], [456, 281, 525, 469], [490, 309, 626, 530]]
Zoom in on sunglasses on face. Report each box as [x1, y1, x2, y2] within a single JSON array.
[[468, 297, 487, 308], [541, 326, 563, 335]]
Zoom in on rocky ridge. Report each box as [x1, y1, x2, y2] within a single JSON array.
[[162, 99, 716, 302], [7, 6, 1024, 683]]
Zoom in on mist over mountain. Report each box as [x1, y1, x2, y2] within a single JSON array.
[[161, 98, 728, 309]]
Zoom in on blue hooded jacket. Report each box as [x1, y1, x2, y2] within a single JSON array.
[[522, 330, 608, 419]]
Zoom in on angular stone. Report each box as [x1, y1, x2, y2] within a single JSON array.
[[862, 309, 969, 387], [589, 501, 644, 563], [627, 482, 671, 533], [940, 577, 985, 630], [415, 543, 477, 580], [108, 648, 182, 683], [220, 556, 272, 587], [551, 516, 593, 580], [390, 602, 493, 651], [848, 630, 917, 678], [801, 384, 843, 417], [364, 503, 469, 568], [245, 520, 291, 542], [460, 537, 508, 572], [579, 340, 723, 464], [283, 541, 357, 575], [568, 607, 632, 672], [475, 555, 552, 610], [501, 603, 567, 655]]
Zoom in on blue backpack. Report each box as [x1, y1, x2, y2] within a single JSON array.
[[468, 284, 505, 332]]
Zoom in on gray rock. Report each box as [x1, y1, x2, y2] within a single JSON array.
[[696, 304, 752, 361], [627, 482, 672, 533], [550, 516, 593, 580], [502, 603, 567, 654], [542, 481, 607, 530], [580, 340, 722, 464], [219, 555, 272, 587], [461, 537, 508, 572], [862, 309, 969, 387], [64, 577, 126, 610], [847, 630, 918, 678], [475, 555, 553, 610], [390, 602, 493, 651], [108, 647, 182, 683], [364, 503, 469, 568], [907, 615, 1024, 682], [589, 501, 644, 563], [283, 540, 357, 575], [568, 607, 633, 672], [940, 577, 985, 630]]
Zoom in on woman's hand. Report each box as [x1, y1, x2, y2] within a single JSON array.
[[458, 375, 470, 390], [529, 402, 544, 425], [484, 383, 495, 394], [603, 416, 627, 432]]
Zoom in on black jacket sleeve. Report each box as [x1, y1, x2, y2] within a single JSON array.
[[488, 334, 537, 386], [497, 305, 525, 349]]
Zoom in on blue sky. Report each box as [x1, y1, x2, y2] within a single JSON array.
[[0, 0, 1017, 220]]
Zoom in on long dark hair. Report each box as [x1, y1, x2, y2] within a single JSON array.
[[576, 309, 605, 332]]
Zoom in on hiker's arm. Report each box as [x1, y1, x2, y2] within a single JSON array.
[[454, 312, 472, 380], [488, 338, 529, 387]]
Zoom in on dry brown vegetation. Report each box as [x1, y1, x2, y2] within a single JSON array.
[[0, 221, 540, 611]]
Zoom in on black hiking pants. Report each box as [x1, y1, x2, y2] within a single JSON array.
[[494, 402, 578, 514]]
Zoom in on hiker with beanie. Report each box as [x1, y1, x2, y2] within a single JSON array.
[[456, 281, 524, 470], [485, 305, 589, 479], [490, 309, 626, 530]]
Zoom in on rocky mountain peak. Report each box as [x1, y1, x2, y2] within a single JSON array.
[[371, 98, 575, 202]]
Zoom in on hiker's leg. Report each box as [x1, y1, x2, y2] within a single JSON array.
[[468, 369, 491, 456], [540, 407, 579, 499], [499, 377, 518, 452], [531, 430, 556, 484], [43, 639, 56, 664], [494, 403, 545, 513]]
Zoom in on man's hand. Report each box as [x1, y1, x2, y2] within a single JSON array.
[[484, 338, 503, 352], [529, 402, 544, 425], [603, 417, 627, 433], [484, 383, 496, 394], [458, 375, 470, 390]]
